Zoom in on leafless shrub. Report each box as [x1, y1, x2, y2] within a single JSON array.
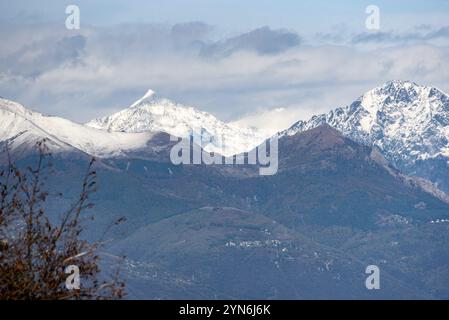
[[0, 140, 125, 299]]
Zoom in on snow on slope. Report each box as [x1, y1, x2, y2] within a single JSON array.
[[0, 97, 163, 158], [281, 80, 449, 167], [86, 90, 270, 156], [5, 80, 447, 168]]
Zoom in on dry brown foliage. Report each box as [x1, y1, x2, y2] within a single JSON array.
[[0, 141, 125, 299]]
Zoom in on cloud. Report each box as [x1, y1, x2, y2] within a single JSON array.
[[427, 26, 449, 39], [352, 32, 395, 44], [352, 26, 449, 44], [200, 26, 301, 58], [0, 31, 86, 77], [170, 22, 213, 48]]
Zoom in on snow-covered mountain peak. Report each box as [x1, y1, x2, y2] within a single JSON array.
[[0, 97, 171, 160], [281, 81, 449, 167], [380, 79, 419, 91], [360, 80, 436, 112], [86, 91, 270, 156], [129, 89, 157, 108], [0, 97, 35, 118], [87, 90, 214, 133]]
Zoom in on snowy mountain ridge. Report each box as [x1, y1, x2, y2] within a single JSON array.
[[0, 91, 270, 160], [281, 80, 449, 167], [86, 90, 270, 156], [2, 80, 449, 189], [0, 97, 163, 159]]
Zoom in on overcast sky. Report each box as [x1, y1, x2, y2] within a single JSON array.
[[1, 0, 449, 132]]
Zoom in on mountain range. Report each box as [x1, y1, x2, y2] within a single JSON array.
[[1, 80, 449, 299], [33, 123, 449, 299], [3, 80, 449, 187], [85, 89, 270, 156], [281, 80, 449, 192]]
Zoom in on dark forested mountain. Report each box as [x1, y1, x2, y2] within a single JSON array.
[[7, 124, 447, 299]]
